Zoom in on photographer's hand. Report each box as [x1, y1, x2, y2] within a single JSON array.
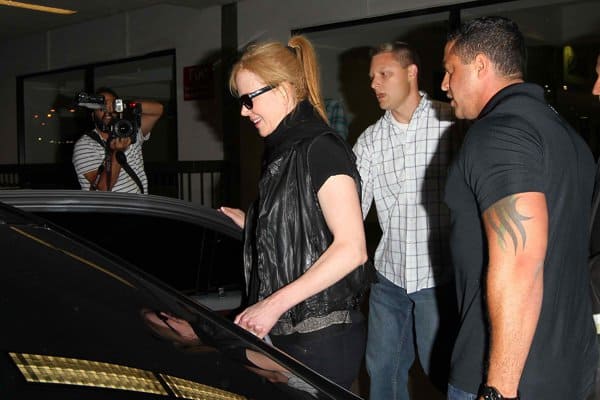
[[109, 137, 131, 152], [84, 137, 130, 191]]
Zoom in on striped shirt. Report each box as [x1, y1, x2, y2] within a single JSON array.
[[72, 129, 149, 193], [353, 93, 463, 293]]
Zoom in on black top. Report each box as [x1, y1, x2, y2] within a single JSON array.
[[244, 99, 371, 336], [445, 82, 598, 399], [264, 100, 354, 193], [589, 165, 600, 313]]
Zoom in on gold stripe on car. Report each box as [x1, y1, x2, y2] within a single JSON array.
[[161, 373, 246, 400], [10, 352, 247, 399], [10, 352, 167, 395]]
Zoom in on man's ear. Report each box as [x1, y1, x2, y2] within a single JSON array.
[[408, 64, 418, 80], [474, 53, 489, 77]]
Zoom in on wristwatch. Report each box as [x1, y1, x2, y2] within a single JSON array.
[[478, 383, 520, 400]]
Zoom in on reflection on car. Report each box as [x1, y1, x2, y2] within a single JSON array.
[[0, 193, 362, 399]]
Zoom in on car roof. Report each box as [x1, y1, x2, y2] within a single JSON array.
[[0, 189, 242, 240]]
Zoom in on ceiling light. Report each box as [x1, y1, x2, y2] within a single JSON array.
[[0, 1, 77, 15]]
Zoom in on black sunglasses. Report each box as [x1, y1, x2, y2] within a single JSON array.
[[239, 85, 274, 110]]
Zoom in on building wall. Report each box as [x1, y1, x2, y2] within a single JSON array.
[[235, 0, 463, 207], [0, 3, 223, 165], [0, 0, 465, 205]]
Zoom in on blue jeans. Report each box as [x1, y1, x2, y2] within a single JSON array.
[[447, 383, 478, 400], [366, 272, 456, 400], [592, 335, 600, 400]]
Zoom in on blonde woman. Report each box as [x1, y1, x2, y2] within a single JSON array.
[[220, 35, 372, 389]]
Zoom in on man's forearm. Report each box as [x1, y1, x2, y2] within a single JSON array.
[[482, 192, 548, 398], [138, 100, 163, 135], [485, 261, 543, 397], [139, 100, 163, 116], [93, 150, 122, 191]]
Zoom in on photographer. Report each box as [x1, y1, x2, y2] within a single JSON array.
[[72, 87, 163, 193]]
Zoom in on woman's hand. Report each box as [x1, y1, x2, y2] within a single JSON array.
[[141, 309, 200, 345], [237, 175, 367, 335], [158, 312, 199, 342], [218, 206, 246, 229], [234, 296, 286, 339]]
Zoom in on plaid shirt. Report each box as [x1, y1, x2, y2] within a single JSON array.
[[325, 98, 349, 140], [353, 93, 463, 293]]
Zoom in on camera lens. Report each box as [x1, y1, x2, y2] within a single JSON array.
[[114, 119, 133, 138]]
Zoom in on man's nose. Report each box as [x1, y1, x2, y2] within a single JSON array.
[[370, 77, 378, 90], [441, 72, 449, 92], [592, 77, 600, 96]]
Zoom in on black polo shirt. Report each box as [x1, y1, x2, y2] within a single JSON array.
[[445, 82, 597, 399]]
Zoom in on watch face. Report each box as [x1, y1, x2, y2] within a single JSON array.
[[479, 384, 519, 400], [479, 384, 502, 400]]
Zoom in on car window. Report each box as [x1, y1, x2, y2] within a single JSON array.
[[34, 210, 245, 296]]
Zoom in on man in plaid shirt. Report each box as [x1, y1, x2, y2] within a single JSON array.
[[325, 98, 349, 140], [353, 42, 463, 400]]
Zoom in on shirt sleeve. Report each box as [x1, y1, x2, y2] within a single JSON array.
[[308, 134, 356, 193], [138, 127, 150, 143], [72, 136, 105, 190], [464, 117, 545, 212], [73, 136, 103, 175], [325, 99, 349, 140], [353, 129, 374, 217]]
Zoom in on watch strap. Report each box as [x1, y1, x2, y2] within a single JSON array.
[[478, 383, 520, 400]]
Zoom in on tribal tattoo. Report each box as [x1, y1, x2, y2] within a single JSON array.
[[486, 195, 532, 253]]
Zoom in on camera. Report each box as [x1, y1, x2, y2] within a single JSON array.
[[76, 91, 142, 143]]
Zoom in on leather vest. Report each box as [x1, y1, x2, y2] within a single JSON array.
[[243, 126, 372, 332]]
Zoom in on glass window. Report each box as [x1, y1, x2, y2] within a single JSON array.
[[22, 70, 85, 164], [300, 0, 600, 285], [302, 0, 600, 157], [95, 54, 176, 162], [19, 51, 177, 164], [303, 11, 451, 144], [462, 0, 600, 157], [34, 210, 244, 297]]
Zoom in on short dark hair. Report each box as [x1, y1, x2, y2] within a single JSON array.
[[94, 86, 119, 99], [447, 16, 526, 79], [371, 41, 421, 70]]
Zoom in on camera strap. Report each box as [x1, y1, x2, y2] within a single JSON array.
[[115, 151, 144, 194], [85, 130, 110, 190], [90, 161, 105, 190], [84, 130, 144, 194]]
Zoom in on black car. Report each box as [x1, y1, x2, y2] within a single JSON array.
[[0, 192, 362, 399], [0, 189, 246, 311]]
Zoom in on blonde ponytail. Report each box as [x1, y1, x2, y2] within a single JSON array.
[[287, 36, 328, 123], [229, 35, 328, 123]]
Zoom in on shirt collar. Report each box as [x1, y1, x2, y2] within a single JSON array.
[[478, 82, 543, 119]]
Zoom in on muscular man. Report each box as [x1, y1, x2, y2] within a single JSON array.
[[442, 16, 597, 400], [588, 52, 600, 400]]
